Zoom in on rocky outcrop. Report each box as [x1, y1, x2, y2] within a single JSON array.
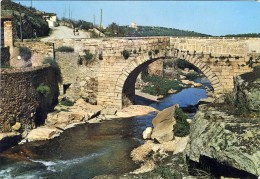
[[233, 70, 260, 112], [111, 105, 158, 119], [185, 106, 260, 176], [0, 132, 21, 152], [46, 98, 103, 128], [151, 105, 178, 143]]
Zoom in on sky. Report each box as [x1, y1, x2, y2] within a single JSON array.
[[16, 1, 260, 36]]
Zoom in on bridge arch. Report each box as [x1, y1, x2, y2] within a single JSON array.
[[114, 50, 223, 108]]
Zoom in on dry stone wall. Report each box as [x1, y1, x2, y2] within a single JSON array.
[[0, 66, 59, 133]]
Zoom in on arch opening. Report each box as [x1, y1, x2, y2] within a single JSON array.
[[117, 54, 221, 109]]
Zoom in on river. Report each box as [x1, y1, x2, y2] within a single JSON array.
[[0, 80, 208, 179]]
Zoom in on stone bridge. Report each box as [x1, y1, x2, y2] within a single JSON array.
[[52, 37, 260, 108]]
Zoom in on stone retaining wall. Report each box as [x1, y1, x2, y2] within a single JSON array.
[[0, 65, 59, 133]]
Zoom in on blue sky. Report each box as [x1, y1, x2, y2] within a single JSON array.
[[16, 1, 260, 36]]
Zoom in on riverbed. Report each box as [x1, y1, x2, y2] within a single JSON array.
[[0, 86, 208, 178]]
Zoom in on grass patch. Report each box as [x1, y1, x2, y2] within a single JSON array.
[[60, 99, 74, 106], [142, 75, 182, 96]]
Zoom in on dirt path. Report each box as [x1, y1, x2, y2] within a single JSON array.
[[41, 26, 90, 41]]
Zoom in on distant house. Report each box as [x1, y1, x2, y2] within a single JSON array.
[[43, 13, 57, 27], [130, 22, 138, 30]]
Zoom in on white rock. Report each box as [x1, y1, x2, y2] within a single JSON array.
[[143, 127, 153, 140], [26, 126, 58, 142]]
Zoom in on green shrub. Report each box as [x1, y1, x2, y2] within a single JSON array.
[[19, 46, 32, 61], [36, 84, 50, 97], [78, 58, 83, 65], [84, 50, 93, 61], [56, 46, 74, 52], [224, 92, 234, 105], [42, 57, 57, 66], [133, 49, 137, 54], [185, 71, 199, 80], [99, 52, 103, 60], [154, 165, 177, 179], [173, 108, 190, 137], [148, 50, 152, 56], [122, 50, 130, 59], [60, 99, 74, 106], [154, 49, 159, 55]]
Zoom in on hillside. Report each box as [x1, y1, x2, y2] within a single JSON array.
[[103, 23, 210, 37], [224, 33, 260, 37], [1, 0, 50, 39]]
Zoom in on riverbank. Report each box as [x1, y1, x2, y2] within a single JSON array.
[[0, 87, 209, 178]]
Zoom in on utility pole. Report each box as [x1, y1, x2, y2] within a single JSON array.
[[19, 2, 23, 42], [30, 0, 32, 9], [93, 15, 95, 27], [100, 8, 102, 29], [69, 4, 70, 20]]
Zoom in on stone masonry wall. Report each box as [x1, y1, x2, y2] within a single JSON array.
[[56, 52, 100, 104], [0, 66, 59, 133]]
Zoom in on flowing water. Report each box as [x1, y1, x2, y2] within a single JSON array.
[[0, 80, 208, 179]]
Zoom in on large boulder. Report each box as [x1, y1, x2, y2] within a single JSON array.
[[151, 105, 178, 143], [26, 126, 58, 142], [185, 107, 260, 176], [233, 71, 260, 112]]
